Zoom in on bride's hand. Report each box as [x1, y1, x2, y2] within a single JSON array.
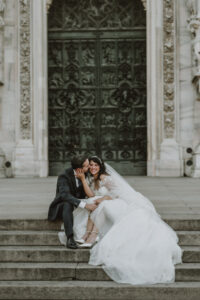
[[95, 198, 104, 205], [103, 195, 112, 200], [75, 169, 85, 181], [95, 195, 112, 204]]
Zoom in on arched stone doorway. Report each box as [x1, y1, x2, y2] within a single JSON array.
[[48, 0, 147, 175]]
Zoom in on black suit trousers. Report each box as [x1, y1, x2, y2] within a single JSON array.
[[58, 202, 74, 238]]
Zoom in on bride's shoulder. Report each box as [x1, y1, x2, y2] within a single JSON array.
[[100, 174, 113, 183], [100, 174, 108, 181]]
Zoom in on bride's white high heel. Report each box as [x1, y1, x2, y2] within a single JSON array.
[[79, 242, 93, 248], [79, 231, 99, 248], [75, 231, 91, 244], [75, 238, 85, 244]]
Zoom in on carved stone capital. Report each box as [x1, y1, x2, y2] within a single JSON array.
[[19, 0, 31, 139], [185, 0, 199, 16], [186, 1, 200, 92], [141, 0, 146, 10], [46, 0, 53, 13], [188, 15, 200, 37]]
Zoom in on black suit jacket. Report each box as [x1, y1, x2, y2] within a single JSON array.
[[48, 168, 86, 221]]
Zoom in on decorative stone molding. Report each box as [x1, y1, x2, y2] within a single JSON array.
[[0, 0, 5, 85], [160, 0, 182, 177], [19, 0, 31, 139], [46, 0, 53, 12], [46, 0, 146, 12], [187, 1, 200, 94], [163, 0, 176, 138], [185, 0, 198, 16], [141, 0, 146, 10], [186, 1, 200, 177]]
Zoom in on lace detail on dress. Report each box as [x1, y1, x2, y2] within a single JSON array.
[[100, 176, 120, 199], [87, 175, 119, 199]]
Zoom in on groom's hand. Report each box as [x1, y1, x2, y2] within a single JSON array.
[[85, 203, 97, 212], [75, 169, 85, 181]]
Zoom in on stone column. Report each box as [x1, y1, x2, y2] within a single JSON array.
[[14, 0, 49, 176], [146, 0, 182, 176], [13, 0, 36, 176], [0, 0, 5, 178], [146, 0, 163, 176], [32, 0, 49, 177], [187, 0, 200, 177], [0, 0, 5, 85], [159, 0, 183, 176], [0, 1, 6, 177]]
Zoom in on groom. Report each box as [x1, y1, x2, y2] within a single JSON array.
[[48, 155, 97, 249]]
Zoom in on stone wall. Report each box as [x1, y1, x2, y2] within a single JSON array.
[[0, 0, 199, 177], [179, 0, 200, 177], [0, 0, 18, 177]]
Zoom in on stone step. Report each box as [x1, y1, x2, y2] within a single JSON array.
[[0, 231, 59, 246], [0, 262, 199, 282], [182, 246, 200, 263], [0, 281, 200, 300], [0, 246, 89, 263], [0, 262, 109, 281], [0, 219, 61, 231], [177, 231, 200, 246], [176, 263, 200, 282], [1, 217, 200, 231], [0, 246, 199, 263], [1, 230, 199, 246]]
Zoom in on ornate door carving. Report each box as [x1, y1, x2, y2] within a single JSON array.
[[48, 0, 146, 175]]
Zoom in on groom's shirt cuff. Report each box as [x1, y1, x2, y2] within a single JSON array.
[[79, 201, 86, 209]]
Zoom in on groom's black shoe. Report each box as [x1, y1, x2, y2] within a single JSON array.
[[66, 236, 78, 249]]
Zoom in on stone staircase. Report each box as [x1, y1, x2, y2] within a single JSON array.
[[1, 218, 200, 299]]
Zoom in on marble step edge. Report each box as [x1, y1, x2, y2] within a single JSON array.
[[0, 245, 198, 252], [0, 245, 199, 250], [0, 246, 198, 264], [1, 218, 200, 231], [0, 262, 198, 268], [1, 230, 200, 234], [0, 262, 199, 282], [1, 231, 200, 246], [1, 280, 200, 287], [1, 281, 200, 300], [0, 261, 199, 270]]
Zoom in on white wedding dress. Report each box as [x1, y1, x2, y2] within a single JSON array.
[[58, 164, 182, 285]]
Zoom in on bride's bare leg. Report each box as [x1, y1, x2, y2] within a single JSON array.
[[81, 217, 93, 241], [85, 224, 98, 244]]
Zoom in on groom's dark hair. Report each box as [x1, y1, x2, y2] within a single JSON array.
[[71, 155, 88, 169]]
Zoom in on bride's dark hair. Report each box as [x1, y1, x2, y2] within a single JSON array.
[[89, 156, 109, 182]]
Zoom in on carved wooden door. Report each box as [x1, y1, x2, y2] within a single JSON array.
[[48, 0, 146, 175]]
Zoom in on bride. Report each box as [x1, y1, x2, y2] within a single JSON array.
[[59, 156, 182, 285]]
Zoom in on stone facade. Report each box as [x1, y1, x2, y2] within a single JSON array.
[[0, 0, 200, 177]]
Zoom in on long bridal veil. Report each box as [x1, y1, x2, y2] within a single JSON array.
[[105, 163, 156, 212]]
